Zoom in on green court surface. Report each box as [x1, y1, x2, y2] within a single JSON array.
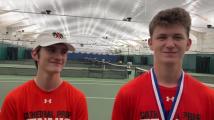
[[0, 75, 131, 120]]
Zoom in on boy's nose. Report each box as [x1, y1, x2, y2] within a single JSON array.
[[165, 38, 176, 48]]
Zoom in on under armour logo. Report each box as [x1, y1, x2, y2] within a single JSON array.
[[44, 98, 52, 104], [166, 96, 174, 102]]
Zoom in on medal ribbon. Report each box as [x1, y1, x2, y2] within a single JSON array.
[[150, 68, 184, 120]]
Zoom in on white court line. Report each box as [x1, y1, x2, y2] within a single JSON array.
[[0, 80, 25, 83], [1, 80, 212, 87], [0, 78, 127, 83], [72, 83, 123, 85], [75, 80, 127, 83], [0, 78, 97, 82], [67, 80, 127, 84], [204, 83, 214, 88], [86, 97, 115, 100], [0, 81, 123, 86]]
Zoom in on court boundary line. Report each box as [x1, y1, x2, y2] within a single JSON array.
[[0, 77, 128, 83], [0, 80, 125, 86], [86, 97, 115, 100], [0, 80, 214, 87]]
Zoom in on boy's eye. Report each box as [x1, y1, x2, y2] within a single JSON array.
[[46, 47, 56, 53], [61, 49, 68, 54], [174, 36, 183, 40], [157, 36, 167, 40], [158, 36, 166, 39]]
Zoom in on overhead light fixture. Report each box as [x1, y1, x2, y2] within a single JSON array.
[[46, 10, 52, 14], [41, 10, 52, 15], [102, 36, 108, 39], [207, 24, 213, 28], [122, 17, 132, 22]]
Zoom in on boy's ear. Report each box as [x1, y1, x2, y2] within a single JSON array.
[[186, 38, 192, 51], [148, 38, 153, 50], [31, 49, 39, 61]]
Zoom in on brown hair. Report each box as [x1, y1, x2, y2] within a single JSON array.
[[33, 46, 41, 69], [149, 7, 191, 37]]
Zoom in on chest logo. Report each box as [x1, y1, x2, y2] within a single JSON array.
[[44, 98, 52, 104], [166, 96, 174, 102]]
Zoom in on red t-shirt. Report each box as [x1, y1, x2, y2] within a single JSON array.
[[159, 85, 177, 118], [1, 80, 88, 120], [112, 71, 214, 120]]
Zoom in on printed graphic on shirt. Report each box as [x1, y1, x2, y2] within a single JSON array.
[[24, 111, 71, 119], [140, 111, 201, 120], [43, 98, 52, 104], [165, 96, 174, 102]]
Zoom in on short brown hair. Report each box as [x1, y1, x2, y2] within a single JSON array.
[[149, 7, 191, 37], [33, 46, 41, 69]]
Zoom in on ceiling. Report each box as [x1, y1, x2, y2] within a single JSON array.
[[0, 0, 214, 55]]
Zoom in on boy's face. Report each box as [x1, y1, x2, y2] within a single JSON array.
[[148, 24, 192, 64], [32, 43, 68, 73]]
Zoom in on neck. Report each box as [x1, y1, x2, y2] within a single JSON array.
[[153, 63, 182, 87], [34, 70, 62, 92]]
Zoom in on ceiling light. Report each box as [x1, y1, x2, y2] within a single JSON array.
[[46, 10, 52, 14], [122, 17, 132, 22], [102, 36, 108, 39], [41, 10, 52, 15], [207, 24, 213, 28]]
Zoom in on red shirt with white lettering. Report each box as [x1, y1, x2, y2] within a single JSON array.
[[112, 71, 214, 120], [1, 80, 88, 120]]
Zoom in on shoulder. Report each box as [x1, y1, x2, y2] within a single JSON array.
[[184, 73, 214, 97], [123, 71, 151, 90], [4, 80, 34, 100], [1, 80, 34, 110]]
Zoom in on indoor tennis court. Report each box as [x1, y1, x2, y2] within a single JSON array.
[[1, 0, 214, 120]]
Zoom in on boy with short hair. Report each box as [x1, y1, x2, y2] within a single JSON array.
[[1, 32, 88, 120], [112, 7, 214, 120]]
